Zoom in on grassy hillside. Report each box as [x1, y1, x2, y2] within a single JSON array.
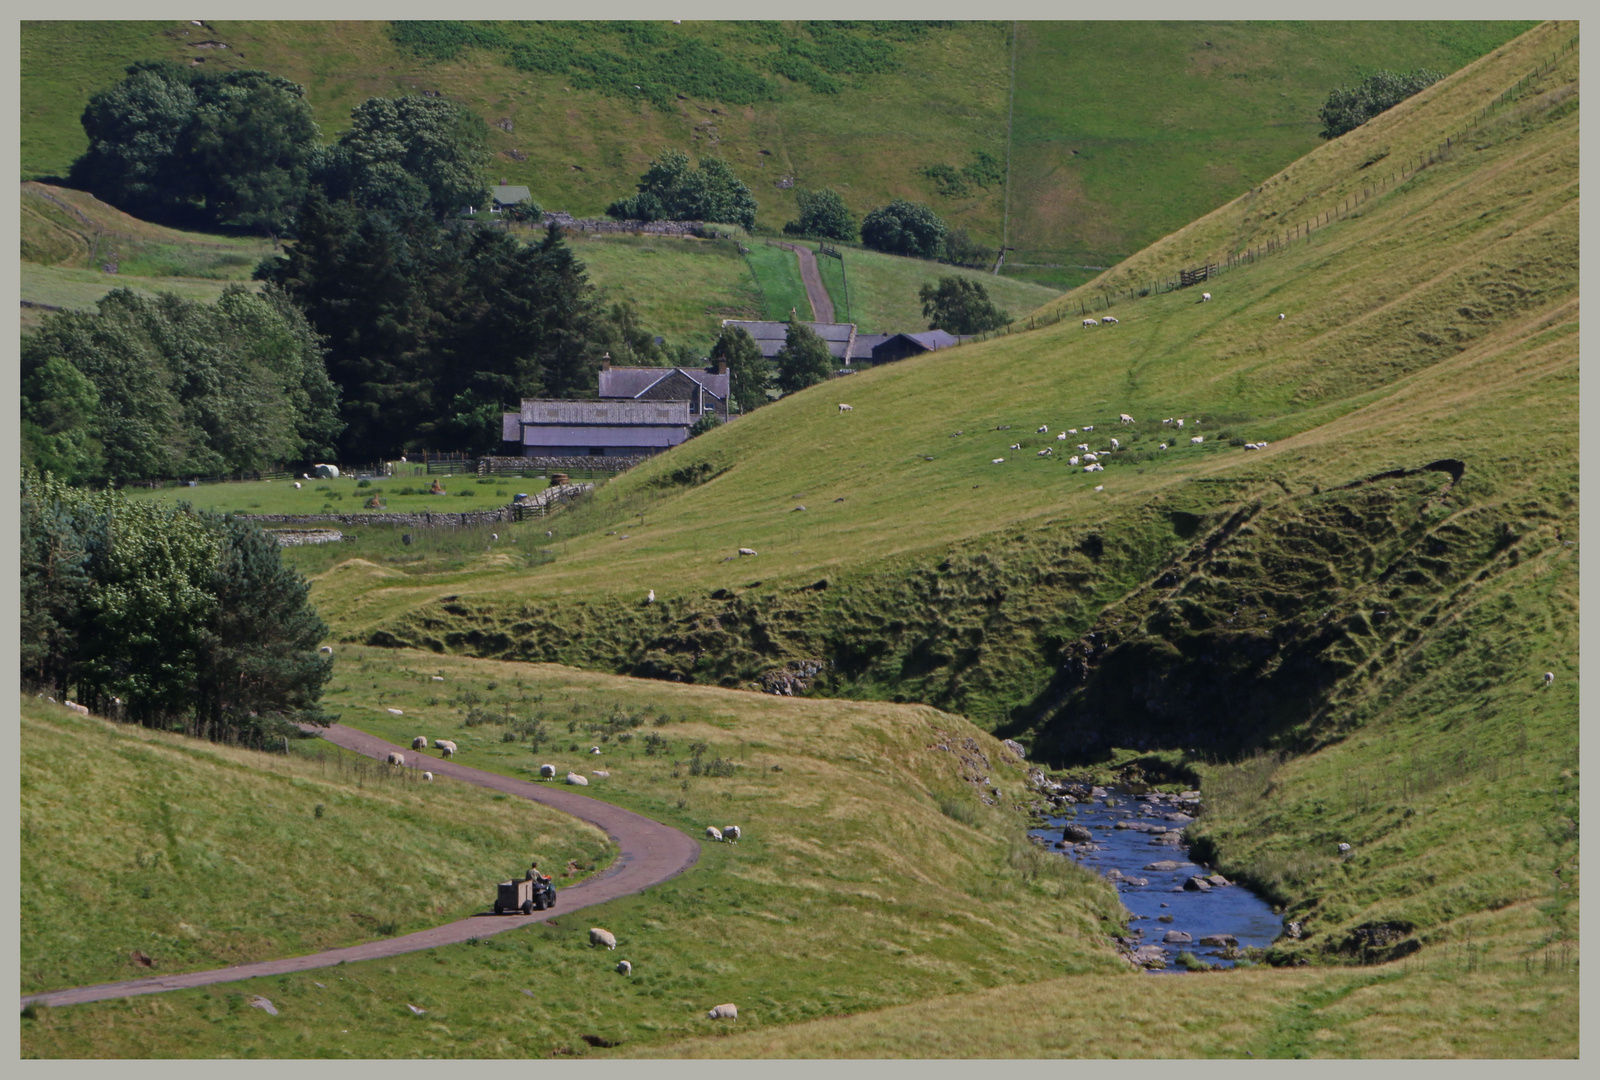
[[20, 697, 611, 995], [279, 21, 1577, 968], [22, 647, 1129, 1057], [21, 20, 1530, 279]]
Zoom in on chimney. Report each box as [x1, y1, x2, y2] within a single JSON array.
[[600, 352, 611, 371], [715, 361, 727, 375]]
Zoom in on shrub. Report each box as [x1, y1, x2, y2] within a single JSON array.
[[688, 412, 722, 439], [919, 276, 1010, 335], [1318, 69, 1445, 139], [941, 228, 993, 269], [861, 199, 947, 258], [607, 150, 757, 229], [785, 187, 857, 241]]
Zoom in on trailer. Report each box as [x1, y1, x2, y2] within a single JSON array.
[[494, 875, 556, 914]]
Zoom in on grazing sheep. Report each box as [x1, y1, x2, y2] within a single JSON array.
[[708, 1004, 738, 1020], [423, 771, 433, 782], [567, 773, 589, 786], [1083, 453, 1098, 462], [387, 707, 404, 716], [293, 482, 302, 489], [1068, 456, 1080, 466], [992, 458, 1005, 464], [706, 826, 724, 842], [589, 928, 618, 950], [1037, 425, 1049, 433], [646, 589, 655, 604], [1056, 432, 1068, 441], [590, 746, 601, 755], [411, 736, 428, 750], [1094, 485, 1104, 492], [1191, 436, 1204, 444], [1067, 428, 1077, 434], [318, 645, 334, 656], [1102, 315, 1119, 325], [1338, 842, 1352, 853], [1544, 672, 1555, 687], [1083, 425, 1094, 431], [387, 752, 405, 767], [540, 763, 556, 778], [1110, 438, 1120, 449], [1084, 464, 1102, 473], [1037, 448, 1052, 457], [1201, 292, 1211, 302], [1162, 418, 1173, 424], [616, 960, 632, 975], [1159, 443, 1168, 450], [1119, 413, 1134, 423], [723, 825, 741, 842], [1010, 443, 1022, 451], [1175, 419, 1185, 428], [1278, 313, 1286, 320], [436, 740, 457, 758], [593, 770, 610, 778], [1083, 318, 1099, 328], [431, 675, 445, 682], [65, 701, 90, 716], [738, 548, 758, 556], [838, 403, 853, 412], [1078, 443, 1090, 452]]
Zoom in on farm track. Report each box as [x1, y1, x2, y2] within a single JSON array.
[[778, 242, 834, 323], [19, 723, 701, 1011]]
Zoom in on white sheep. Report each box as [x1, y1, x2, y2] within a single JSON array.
[[387, 752, 405, 767], [992, 458, 1005, 464], [1102, 316, 1119, 325], [646, 589, 655, 604], [723, 825, 741, 842], [1010, 443, 1022, 451], [590, 746, 601, 755], [539, 763, 556, 778], [1544, 672, 1555, 687], [1037, 448, 1052, 457], [1037, 425, 1049, 433], [708, 1003, 738, 1020], [1244, 443, 1259, 450], [1067, 428, 1077, 434], [1278, 313, 1286, 320], [1078, 443, 1090, 452], [318, 645, 334, 655], [411, 736, 427, 750], [387, 708, 404, 716], [293, 482, 302, 489], [423, 771, 433, 782], [1201, 292, 1211, 302], [1083, 464, 1101, 473], [1162, 418, 1173, 424], [838, 403, 853, 412], [1176, 419, 1185, 428], [435, 740, 457, 758], [567, 772, 589, 786], [1083, 318, 1099, 328], [1083, 453, 1098, 462], [65, 701, 90, 716], [1119, 414, 1134, 423], [1094, 485, 1104, 491], [430, 676, 445, 682], [1056, 432, 1067, 441], [706, 826, 724, 842], [616, 960, 632, 975], [1159, 443, 1168, 450], [1338, 842, 1352, 853], [589, 928, 617, 950], [1068, 456, 1079, 466], [1110, 438, 1120, 449], [738, 548, 758, 556], [1191, 436, 1204, 445], [1083, 425, 1094, 431]]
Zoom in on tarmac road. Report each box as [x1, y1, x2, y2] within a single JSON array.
[[20, 723, 700, 1010]]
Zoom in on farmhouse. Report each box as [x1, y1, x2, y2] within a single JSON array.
[[500, 361, 730, 458], [490, 185, 532, 211], [721, 319, 866, 364]]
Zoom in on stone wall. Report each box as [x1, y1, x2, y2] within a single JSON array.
[[241, 508, 520, 528], [478, 455, 649, 473], [542, 212, 706, 237]]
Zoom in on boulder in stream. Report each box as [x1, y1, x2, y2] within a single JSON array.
[[1163, 930, 1193, 944]]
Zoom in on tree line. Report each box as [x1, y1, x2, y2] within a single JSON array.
[[21, 470, 333, 741]]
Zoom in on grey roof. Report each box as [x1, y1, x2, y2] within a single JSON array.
[[905, 330, 960, 351], [518, 399, 691, 426], [598, 366, 729, 401], [502, 412, 523, 442], [849, 333, 893, 360], [721, 319, 858, 361], [492, 185, 532, 206], [524, 427, 687, 449]]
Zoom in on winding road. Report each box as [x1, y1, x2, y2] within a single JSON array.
[[777, 242, 835, 323], [20, 724, 700, 1010]]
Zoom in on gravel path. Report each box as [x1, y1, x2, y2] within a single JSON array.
[[778, 242, 835, 323], [21, 724, 700, 1010]]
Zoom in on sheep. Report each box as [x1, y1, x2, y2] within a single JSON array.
[[1191, 436, 1204, 445], [411, 736, 428, 750], [436, 740, 457, 758], [1084, 464, 1102, 473], [706, 826, 724, 842], [318, 645, 334, 656], [1102, 316, 1119, 325], [1037, 425, 1049, 433], [593, 770, 610, 778], [1083, 453, 1098, 462], [65, 701, 90, 716], [1278, 313, 1286, 320], [723, 825, 741, 842], [1110, 438, 1120, 449], [1067, 428, 1077, 434], [1056, 432, 1068, 441], [423, 771, 433, 782], [646, 589, 655, 604], [1337, 842, 1352, 853], [431, 675, 445, 682], [1175, 419, 1184, 428], [1159, 443, 1168, 450], [1244, 443, 1259, 450], [589, 928, 618, 950], [387, 752, 405, 767], [707, 1004, 738, 1020], [1083, 318, 1099, 328], [590, 746, 602, 755], [1068, 456, 1080, 466], [293, 482, 302, 489], [1201, 292, 1211, 302], [838, 403, 853, 412], [1162, 418, 1173, 424], [616, 960, 633, 975], [539, 763, 556, 778], [738, 548, 758, 556], [387, 707, 405, 716], [1119, 413, 1134, 423], [567, 772, 589, 786], [1078, 443, 1090, 452], [1094, 485, 1104, 492], [1037, 448, 1052, 457], [1010, 443, 1022, 451], [992, 458, 1005, 464], [1083, 425, 1094, 431], [1544, 672, 1555, 687]]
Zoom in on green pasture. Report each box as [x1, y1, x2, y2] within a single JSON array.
[[121, 474, 540, 517], [566, 232, 762, 352], [741, 242, 812, 322], [19, 696, 611, 995], [824, 243, 1057, 334]]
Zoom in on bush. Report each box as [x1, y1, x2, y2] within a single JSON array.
[[785, 187, 857, 241], [1318, 69, 1445, 139], [688, 412, 723, 439], [941, 228, 993, 269], [606, 150, 757, 229], [861, 199, 947, 259], [919, 276, 1010, 335]]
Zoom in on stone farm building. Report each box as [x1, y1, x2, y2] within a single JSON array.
[[501, 362, 730, 458], [720, 321, 961, 368]]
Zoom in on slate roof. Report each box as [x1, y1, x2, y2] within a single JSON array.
[[492, 185, 532, 206], [903, 330, 960, 351], [849, 333, 893, 360], [518, 399, 691, 426], [721, 319, 858, 361], [598, 366, 729, 401]]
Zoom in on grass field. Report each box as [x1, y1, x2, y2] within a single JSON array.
[[741, 241, 813, 322], [120, 473, 542, 516], [20, 20, 1527, 283], [19, 697, 611, 995]]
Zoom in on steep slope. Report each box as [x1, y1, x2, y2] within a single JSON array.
[[306, 22, 1577, 961]]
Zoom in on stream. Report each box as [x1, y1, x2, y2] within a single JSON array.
[[1030, 786, 1282, 970]]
